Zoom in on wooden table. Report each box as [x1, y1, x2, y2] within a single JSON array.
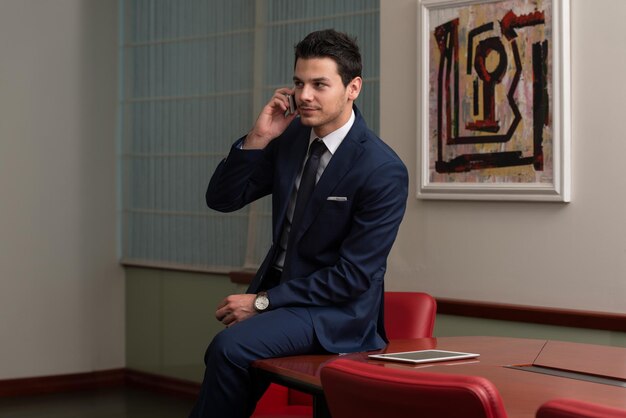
[[252, 336, 626, 418]]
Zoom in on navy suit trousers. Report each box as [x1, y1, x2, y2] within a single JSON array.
[[189, 307, 326, 418]]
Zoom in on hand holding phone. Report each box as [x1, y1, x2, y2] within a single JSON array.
[[244, 89, 296, 149]]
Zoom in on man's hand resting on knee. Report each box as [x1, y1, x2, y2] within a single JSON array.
[[215, 294, 257, 327]]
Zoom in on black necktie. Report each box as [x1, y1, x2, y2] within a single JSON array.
[[282, 139, 326, 281]]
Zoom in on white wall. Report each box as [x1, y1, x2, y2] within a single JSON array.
[[0, 0, 123, 379], [381, 0, 626, 314]]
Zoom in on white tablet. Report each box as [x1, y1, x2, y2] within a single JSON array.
[[368, 349, 480, 364]]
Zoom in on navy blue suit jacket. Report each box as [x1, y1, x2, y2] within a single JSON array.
[[206, 106, 408, 353]]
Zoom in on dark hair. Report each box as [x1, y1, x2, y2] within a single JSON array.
[[294, 29, 362, 87]]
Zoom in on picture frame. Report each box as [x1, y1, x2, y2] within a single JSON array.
[[417, 0, 570, 201]]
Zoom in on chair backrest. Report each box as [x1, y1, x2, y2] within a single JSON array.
[[537, 399, 626, 418], [320, 359, 508, 418], [384, 291, 437, 339]]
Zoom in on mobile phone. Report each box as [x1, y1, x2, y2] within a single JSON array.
[[285, 94, 296, 116]]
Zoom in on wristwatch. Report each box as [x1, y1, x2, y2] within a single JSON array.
[[254, 291, 270, 312]]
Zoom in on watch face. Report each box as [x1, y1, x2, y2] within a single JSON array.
[[255, 294, 269, 311]]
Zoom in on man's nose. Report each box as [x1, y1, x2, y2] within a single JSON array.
[[299, 85, 313, 101]]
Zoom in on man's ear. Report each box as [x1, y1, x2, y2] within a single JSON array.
[[346, 76, 362, 101]]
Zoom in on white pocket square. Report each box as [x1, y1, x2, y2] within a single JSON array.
[[327, 196, 348, 201]]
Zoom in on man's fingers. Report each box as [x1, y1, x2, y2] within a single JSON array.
[[270, 94, 289, 113], [272, 88, 294, 111], [215, 294, 257, 326], [215, 305, 230, 322], [223, 312, 240, 327]]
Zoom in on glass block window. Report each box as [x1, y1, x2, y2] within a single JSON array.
[[119, 0, 379, 272]]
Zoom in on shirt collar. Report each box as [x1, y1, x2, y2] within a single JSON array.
[[308, 109, 355, 155]]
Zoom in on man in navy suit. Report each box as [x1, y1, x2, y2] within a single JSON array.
[[190, 29, 408, 418]]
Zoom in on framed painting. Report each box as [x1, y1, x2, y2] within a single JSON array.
[[417, 0, 570, 201]]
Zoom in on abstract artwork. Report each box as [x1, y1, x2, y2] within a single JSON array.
[[418, 0, 570, 201]]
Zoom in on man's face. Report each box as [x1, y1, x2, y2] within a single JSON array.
[[293, 57, 361, 138]]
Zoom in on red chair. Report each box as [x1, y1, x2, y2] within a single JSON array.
[[252, 291, 437, 417], [252, 383, 312, 418], [252, 382, 312, 418], [320, 358, 508, 418], [537, 398, 626, 418], [384, 291, 436, 339]]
